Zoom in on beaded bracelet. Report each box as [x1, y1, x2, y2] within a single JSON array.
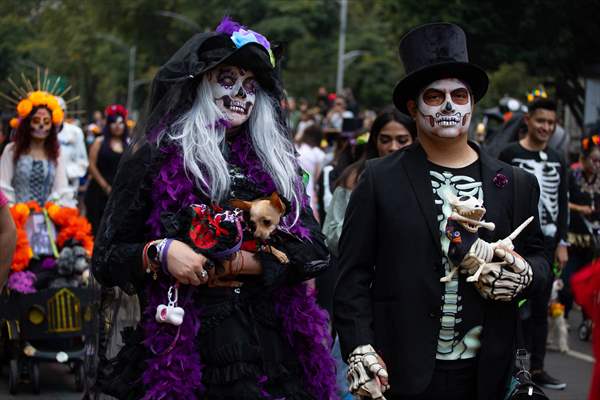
[[161, 239, 173, 276]]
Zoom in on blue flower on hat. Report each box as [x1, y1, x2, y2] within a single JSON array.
[[230, 29, 275, 67]]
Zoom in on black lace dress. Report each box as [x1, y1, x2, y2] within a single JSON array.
[[91, 142, 330, 399]]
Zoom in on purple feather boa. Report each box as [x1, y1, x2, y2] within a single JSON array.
[[141, 140, 336, 399], [274, 284, 337, 400], [143, 146, 204, 399]]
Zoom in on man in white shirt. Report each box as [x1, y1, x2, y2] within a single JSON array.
[[57, 97, 88, 204]]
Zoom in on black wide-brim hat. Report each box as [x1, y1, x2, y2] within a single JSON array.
[[153, 31, 281, 99], [393, 23, 489, 115]]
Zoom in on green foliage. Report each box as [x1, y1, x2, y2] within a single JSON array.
[[479, 62, 543, 109], [0, 0, 597, 123]]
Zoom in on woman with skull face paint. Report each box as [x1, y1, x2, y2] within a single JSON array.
[[0, 91, 72, 206], [91, 18, 335, 400], [84, 104, 129, 235]]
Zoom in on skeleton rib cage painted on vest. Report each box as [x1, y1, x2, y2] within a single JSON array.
[[430, 166, 484, 360]]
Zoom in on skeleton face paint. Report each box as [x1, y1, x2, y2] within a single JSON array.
[[208, 65, 257, 127], [416, 78, 472, 139], [30, 108, 52, 140]]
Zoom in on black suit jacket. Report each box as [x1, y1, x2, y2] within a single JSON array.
[[333, 142, 548, 400]]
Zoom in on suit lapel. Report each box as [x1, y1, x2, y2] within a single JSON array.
[[479, 148, 507, 243], [401, 144, 442, 255]]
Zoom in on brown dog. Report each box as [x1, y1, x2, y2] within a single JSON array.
[[230, 193, 289, 264]]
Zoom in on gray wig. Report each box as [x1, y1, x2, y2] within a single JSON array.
[[162, 75, 301, 222]]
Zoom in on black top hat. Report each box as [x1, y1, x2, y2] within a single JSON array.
[[393, 23, 489, 114]]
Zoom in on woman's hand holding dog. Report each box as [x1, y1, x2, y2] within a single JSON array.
[[166, 240, 210, 286]]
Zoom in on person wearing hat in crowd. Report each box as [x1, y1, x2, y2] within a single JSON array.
[[91, 17, 335, 399], [334, 23, 548, 400], [498, 98, 568, 390]]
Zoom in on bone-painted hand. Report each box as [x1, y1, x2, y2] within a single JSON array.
[[347, 344, 389, 399], [475, 246, 532, 301]]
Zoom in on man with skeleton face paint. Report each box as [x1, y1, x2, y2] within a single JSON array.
[[335, 23, 549, 400]]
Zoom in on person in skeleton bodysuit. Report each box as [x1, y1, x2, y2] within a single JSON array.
[[91, 18, 336, 400], [334, 23, 548, 400], [499, 98, 568, 390]]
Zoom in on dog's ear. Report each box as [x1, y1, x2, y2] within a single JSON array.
[[269, 192, 286, 214], [229, 199, 253, 211]]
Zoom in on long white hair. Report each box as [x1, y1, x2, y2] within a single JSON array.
[[161, 75, 301, 222]]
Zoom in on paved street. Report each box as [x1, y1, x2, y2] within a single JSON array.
[[0, 310, 594, 399], [545, 309, 594, 400], [0, 362, 81, 400]]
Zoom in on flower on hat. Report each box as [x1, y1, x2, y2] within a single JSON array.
[[216, 17, 275, 68], [29, 90, 48, 106], [104, 104, 128, 120], [52, 108, 64, 125], [17, 99, 33, 117]]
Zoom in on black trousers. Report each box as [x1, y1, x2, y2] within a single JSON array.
[[522, 236, 555, 371], [386, 364, 477, 400]]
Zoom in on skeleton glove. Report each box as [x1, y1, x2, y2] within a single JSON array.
[[475, 247, 532, 301], [347, 344, 389, 399]]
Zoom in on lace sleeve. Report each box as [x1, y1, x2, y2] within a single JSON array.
[[92, 143, 156, 295], [260, 203, 330, 287]]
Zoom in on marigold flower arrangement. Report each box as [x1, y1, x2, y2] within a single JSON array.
[[9, 201, 93, 272], [9, 91, 64, 129]]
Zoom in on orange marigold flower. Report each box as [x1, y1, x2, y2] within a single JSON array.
[[45, 95, 60, 112], [9, 118, 19, 129], [52, 108, 64, 125], [25, 201, 41, 213], [17, 99, 33, 117], [28, 91, 47, 106]]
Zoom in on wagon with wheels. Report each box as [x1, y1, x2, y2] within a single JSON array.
[[0, 284, 99, 394], [0, 200, 97, 394]]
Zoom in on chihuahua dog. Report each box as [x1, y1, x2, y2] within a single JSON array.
[[230, 193, 289, 264]]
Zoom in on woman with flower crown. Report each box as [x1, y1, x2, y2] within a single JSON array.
[[0, 90, 72, 207], [91, 18, 336, 400]]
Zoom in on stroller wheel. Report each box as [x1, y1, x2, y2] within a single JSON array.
[[8, 359, 19, 395], [578, 321, 592, 341], [29, 361, 40, 394], [75, 362, 86, 392]]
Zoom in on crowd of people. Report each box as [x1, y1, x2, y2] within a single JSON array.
[[0, 17, 598, 400]]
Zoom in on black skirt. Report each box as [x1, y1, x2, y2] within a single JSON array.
[[95, 285, 314, 400], [196, 285, 314, 399]]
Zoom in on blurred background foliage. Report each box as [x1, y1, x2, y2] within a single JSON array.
[[0, 0, 598, 123]]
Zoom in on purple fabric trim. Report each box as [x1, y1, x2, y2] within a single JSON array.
[[142, 143, 336, 399], [161, 239, 173, 276], [273, 283, 337, 400]]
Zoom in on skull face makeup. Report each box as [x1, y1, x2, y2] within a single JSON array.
[[416, 78, 472, 139], [30, 108, 52, 140], [208, 64, 257, 127]]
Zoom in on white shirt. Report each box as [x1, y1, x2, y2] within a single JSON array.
[[58, 122, 89, 197]]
